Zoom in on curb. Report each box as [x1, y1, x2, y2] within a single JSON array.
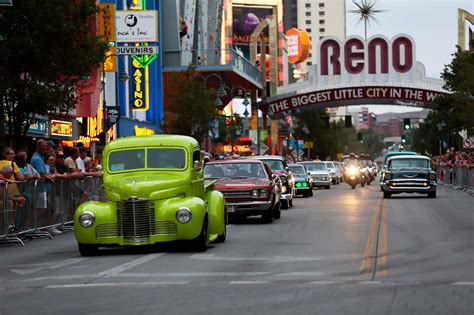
[[438, 181, 474, 197]]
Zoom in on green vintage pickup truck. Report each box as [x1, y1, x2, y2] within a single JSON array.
[[74, 135, 226, 255]]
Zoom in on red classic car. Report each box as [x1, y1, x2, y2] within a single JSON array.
[[203, 160, 281, 223]]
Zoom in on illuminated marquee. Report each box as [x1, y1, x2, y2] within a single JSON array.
[[51, 120, 73, 137], [130, 59, 149, 111], [134, 125, 155, 136]]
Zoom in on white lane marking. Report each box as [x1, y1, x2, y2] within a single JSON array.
[[45, 281, 189, 289], [307, 281, 342, 285], [272, 272, 326, 277], [23, 272, 271, 281], [190, 254, 324, 263], [229, 281, 269, 285], [358, 281, 384, 285], [110, 272, 271, 278], [11, 258, 89, 275], [98, 254, 165, 276], [452, 282, 474, 286]]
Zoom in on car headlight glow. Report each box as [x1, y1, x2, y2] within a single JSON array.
[[176, 207, 192, 224], [251, 189, 259, 197], [79, 211, 95, 228], [302, 182, 308, 187], [260, 189, 268, 197]]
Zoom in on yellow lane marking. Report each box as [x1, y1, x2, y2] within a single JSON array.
[[377, 199, 389, 277], [360, 198, 382, 274], [359, 197, 389, 277]]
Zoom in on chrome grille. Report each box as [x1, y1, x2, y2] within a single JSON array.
[[95, 223, 118, 238], [117, 198, 155, 242], [222, 190, 251, 199], [155, 221, 177, 235]]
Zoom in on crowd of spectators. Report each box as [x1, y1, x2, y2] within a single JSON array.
[[431, 149, 474, 169], [0, 139, 101, 236]]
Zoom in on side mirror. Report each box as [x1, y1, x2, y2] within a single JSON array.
[[193, 160, 202, 172], [285, 166, 290, 172]]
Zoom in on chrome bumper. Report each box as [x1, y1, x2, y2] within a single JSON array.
[[383, 180, 437, 193], [226, 201, 273, 214], [280, 193, 292, 200]]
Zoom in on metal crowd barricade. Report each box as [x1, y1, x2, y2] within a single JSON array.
[[0, 175, 103, 247], [436, 167, 473, 188]]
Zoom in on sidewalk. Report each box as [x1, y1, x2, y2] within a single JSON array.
[[438, 181, 474, 197]]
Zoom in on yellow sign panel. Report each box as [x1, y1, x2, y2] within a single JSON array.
[[304, 141, 313, 149], [134, 125, 155, 136], [104, 47, 117, 72], [131, 59, 149, 111], [99, 4, 115, 42], [337, 153, 343, 160]]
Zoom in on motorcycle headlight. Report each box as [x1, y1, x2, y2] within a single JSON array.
[[79, 212, 95, 228], [260, 189, 268, 197], [347, 167, 359, 175], [176, 207, 192, 224], [384, 172, 393, 180], [428, 173, 437, 181]]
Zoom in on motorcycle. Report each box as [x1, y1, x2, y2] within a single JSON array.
[[344, 165, 362, 189]]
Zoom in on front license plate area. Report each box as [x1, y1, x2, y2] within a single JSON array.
[[227, 206, 235, 213]]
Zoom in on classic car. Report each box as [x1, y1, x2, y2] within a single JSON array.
[[74, 135, 226, 255], [324, 161, 340, 184], [288, 164, 313, 197], [379, 151, 417, 190], [382, 155, 437, 198], [247, 155, 295, 209], [299, 161, 332, 189], [203, 160, 281, 223]]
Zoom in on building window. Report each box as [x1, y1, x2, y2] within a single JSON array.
[[320, 28, 325, 33], [306, 28, 311, 33], [306, 20, 311, 24], [319, 11, 325, 16], [306, 12, 311, 16], [305, 3, 311, 7], [307, 61, 312, 66], [319, 3, 325, 7], [319, 36, 324, 40], [319, 19, 325, 24]]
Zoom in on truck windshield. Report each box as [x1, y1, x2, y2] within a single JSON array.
[[304, 163, 327, 171], [108, 148, 186, 172]]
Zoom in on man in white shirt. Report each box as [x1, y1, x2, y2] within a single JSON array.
[[75, 147, 90, 173]]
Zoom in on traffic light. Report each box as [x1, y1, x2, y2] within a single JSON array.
[[403, 118, 411, 130], [345, 115, 352, 127], [401, 135, 406, 143]]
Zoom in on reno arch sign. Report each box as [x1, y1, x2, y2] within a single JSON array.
[[259, 34, 448, 118], [318, 34, 416, 84]]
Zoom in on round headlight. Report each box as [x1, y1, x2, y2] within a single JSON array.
[[384, 172, 392, 180], [428, 173, 437, 181], [176, 207, 192, 224], [251, 189, 259, 197], [302, 182, 308, 187], [280, 176, 287, 184], [79, 211, 95, 228], [260, 189, 268, 197]]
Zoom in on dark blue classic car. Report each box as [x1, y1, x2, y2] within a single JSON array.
[[289, 164, 313, 197]]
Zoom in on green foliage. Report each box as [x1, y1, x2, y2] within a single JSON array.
[[164, 67, 217, 141], [0, 0, 108, 147], [413, 48, 474, 154]]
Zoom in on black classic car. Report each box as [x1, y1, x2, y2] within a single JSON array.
[[382, 155, 437, 198], [288, 164, 313, 197]]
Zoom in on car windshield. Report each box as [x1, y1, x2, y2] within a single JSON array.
[[384, 152, 416, 165], [108, 148, 186, 172], [389, 158, 430, 169], [303, 163, 327, 171], [325, 162, 335, 168], [204, 163, 266, 179], [261, 159, 285, 171], [289, 166, 306, 175]]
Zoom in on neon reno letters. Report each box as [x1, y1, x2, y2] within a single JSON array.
[[319, 35, 414, 76]]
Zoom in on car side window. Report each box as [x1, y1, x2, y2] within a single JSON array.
[[192, 150, 200, 163]]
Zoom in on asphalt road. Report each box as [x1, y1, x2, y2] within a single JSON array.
[[0, 183, 472, 314]]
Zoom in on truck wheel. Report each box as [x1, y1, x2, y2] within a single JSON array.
[[78, 243, 99, 256], [273, 202, 281, 219], [262, 208, 274, 223], [383, 191, 391, 199], [191, 219, 208, 251], [215, 223, 226, 243], [428, 191, 437, 198]]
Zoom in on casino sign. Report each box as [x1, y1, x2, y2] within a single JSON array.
[[259, 34, 448, 117]]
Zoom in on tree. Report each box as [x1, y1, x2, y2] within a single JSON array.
[[164, 66, 217, 141], [413, 47, 474, 154], [0, 0, 108, 148], [348, 0, 386, 40]]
